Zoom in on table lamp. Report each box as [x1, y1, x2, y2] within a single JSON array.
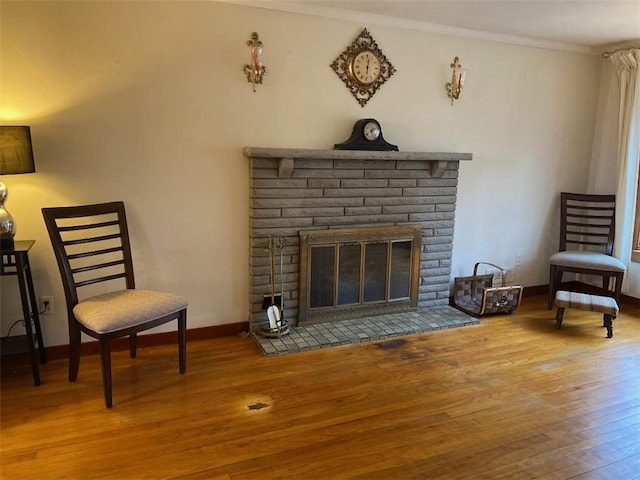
[[0, 126, 36, 248]]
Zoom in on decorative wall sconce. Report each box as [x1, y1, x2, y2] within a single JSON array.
[[243, 32, 266, 92], [445, 56, 466, 105]]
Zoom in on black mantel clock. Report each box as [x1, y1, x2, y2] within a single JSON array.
[[334, 118, 398, 151]]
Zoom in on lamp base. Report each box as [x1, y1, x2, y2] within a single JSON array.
[[0, 181, 17, 249]]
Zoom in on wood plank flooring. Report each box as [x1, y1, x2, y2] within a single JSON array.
[[1, 295, 639, 479]]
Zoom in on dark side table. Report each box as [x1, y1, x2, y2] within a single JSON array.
[[1, 240, 47, 385]]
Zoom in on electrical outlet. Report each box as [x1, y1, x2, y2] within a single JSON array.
[[487, 269, 503, 286], [505, 269, 515, 283], [516, 254, 523, 266], [39, 296, 53, 315]]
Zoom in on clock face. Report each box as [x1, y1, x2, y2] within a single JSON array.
[[363, 121, 381, 141], [350, 50, 381, 85]]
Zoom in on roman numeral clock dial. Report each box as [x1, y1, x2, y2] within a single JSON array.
[[331, 28, 396, 107]]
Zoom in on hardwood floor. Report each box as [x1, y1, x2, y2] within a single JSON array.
[[1, 295, 639, 479]]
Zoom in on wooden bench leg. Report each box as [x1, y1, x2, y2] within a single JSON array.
[[603, 314, 614, 338], [555, 307, 565, 329]]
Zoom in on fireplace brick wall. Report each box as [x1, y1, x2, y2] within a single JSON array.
[[245, 148, 472, 330]]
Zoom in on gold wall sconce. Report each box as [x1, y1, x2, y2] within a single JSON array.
[[243, 32, 266, 92], [445, 56, 466, 105]]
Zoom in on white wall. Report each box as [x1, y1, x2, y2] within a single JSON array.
[[1, 1, 606, 347]]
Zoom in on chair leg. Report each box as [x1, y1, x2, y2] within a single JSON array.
[[613, 273, 624, 304], [129, 333, 137, 358], [602, 275, 611, 296], [555, 307, 565, 329], [68, 323, 82, 382], [99, 338, 113, 408], [178, 309, 187, 374], [548, 265, 561, 310]]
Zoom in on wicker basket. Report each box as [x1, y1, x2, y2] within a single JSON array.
[[453, 262, 523, 316]]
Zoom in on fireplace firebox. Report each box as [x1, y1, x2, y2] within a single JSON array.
[[299, 225, 421, 325]]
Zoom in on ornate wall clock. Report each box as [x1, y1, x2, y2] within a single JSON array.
[[330, 28, 396, 107]]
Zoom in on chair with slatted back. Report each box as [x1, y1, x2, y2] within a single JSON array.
[[548, 192, 626, 309], [42, 201, 187, 408]]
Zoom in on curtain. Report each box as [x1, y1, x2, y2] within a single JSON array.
[[590, 48, 640, 293], [611, 49, 639, 291]]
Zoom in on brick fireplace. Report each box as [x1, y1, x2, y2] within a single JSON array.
[[245, 147, 472, 333]]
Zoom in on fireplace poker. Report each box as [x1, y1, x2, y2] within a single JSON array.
[[266, 236, 281, 329], [278, 236, 284, 319]]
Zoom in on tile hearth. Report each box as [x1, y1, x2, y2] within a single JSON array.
[[252, 306, 479, 356]]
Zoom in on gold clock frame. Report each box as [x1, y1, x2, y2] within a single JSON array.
[[330, 28, 396, 107]]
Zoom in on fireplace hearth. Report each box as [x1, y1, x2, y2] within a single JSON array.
[[245, 146, 472, 333], [252, 306, 480, 356]]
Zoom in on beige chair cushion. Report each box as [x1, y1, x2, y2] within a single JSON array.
[[73, 289, 188, 334], [549, 250, 626, 272]]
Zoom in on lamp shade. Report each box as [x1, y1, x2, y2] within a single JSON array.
[[0, 126, 36, 175]]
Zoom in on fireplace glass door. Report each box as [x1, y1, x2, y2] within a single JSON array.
[[300, 226, 421, 325]]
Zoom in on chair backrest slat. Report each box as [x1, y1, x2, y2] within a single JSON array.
[[559, 192, 616, 255], [42, 201, 136, 312], [62, 232, 122, 246], [71, 259, 126, 275], [67, 246, 124, 260], [567, 231, 609, 240], [566, 205, 614, 212], [58, 219, 120, 232], [75, 273, 129, 288]]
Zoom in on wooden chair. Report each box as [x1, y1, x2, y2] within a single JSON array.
[[548, 192, 626, 309], [42, 201, 187, 408]]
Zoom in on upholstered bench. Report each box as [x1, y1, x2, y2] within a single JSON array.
[[554, 290, 618, 338]]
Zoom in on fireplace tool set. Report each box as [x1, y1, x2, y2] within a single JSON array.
[[256, 235, 289, 338]]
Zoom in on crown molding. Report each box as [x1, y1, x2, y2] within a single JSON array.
[[598, 40, 640, 55], [217, 0, 597, 55]]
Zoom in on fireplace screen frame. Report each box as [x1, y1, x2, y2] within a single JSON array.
[[298, 225, 422, 325]]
